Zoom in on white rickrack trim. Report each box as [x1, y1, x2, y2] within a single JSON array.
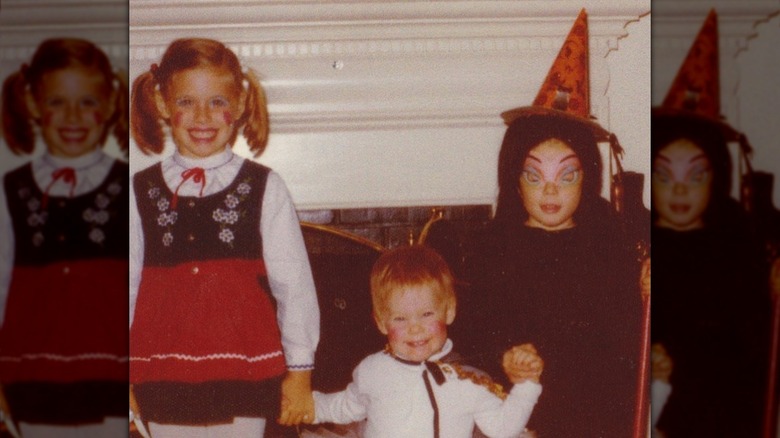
[[0, 353, 129, 362], [130, 351, 284, 363]]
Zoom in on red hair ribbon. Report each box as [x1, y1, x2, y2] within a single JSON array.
[[42, 167, 76, 209], [172, 167, 206, 210]]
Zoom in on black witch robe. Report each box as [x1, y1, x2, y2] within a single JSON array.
[[652, 224, 770, 438], [454, 208, 642, 438]]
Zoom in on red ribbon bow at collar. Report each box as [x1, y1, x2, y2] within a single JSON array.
[[42, 167, 76, 209], [172, 167, 206, 210]]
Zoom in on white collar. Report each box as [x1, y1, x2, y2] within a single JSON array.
[[42, 148, 105, 170], [390, 338, 454, 364], [172, 146, 234, 170]]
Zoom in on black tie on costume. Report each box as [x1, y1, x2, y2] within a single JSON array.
[[422, 370, 441, 438], [424, 361, 446, 385], [390, 353, 444, 438]]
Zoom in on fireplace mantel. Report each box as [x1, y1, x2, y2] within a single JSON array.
[[126, 1, 649, 133], [122, 1, 652, 209]]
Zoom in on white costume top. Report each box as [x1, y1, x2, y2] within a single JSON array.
[[129, 146, 319, 370], [313, 339, 542, 438], [0, 149, 117, 327], [651, 379, 672, 427]]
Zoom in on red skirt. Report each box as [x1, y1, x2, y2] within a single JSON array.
[[130, 259, 287, 384], [0, 259, 129, 383]]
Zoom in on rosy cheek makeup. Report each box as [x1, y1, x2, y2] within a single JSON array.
[[223, 111, 233, 126], [172, 111, 183, 127], [432, 320, 447, 335], [387, 327, 404, 342]]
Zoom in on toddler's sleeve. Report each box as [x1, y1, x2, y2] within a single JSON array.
[[473, 380, 542, 438], [312, 361, 370, 424]]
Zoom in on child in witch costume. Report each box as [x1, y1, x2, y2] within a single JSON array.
[[651, 12, 771, 436], [0, 38, 129, 437], [311, 245, 543, 438], [129, 38, 319, 436], [453, 10, 645, 437]]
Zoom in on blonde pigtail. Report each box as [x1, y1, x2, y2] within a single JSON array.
[[241, 69, 269, 157], [130, 71, 165, 155], [1, 71, 36, 155], [111, 70, 130, 155]]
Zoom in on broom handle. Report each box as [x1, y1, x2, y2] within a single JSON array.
[[763, 259, 780, 438], [633, 258, 651, 438], [632, 294, 651, 438]]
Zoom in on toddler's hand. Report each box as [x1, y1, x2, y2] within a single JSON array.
[[651, 343, 672, 383], [503, 343, 544, 384], [278, 370, 315, 426]]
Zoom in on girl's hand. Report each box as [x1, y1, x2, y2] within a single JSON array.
[[651, 343, 672, 383], [129, 384, 140, 420], [503, 343, 544, 384], [278, 370, 315, 426], [0, 384, 10, 416]]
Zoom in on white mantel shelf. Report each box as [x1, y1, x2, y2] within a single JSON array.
[[125, 1, 650, 135], [121, 1, 653, 211]]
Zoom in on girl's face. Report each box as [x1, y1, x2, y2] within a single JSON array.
[[519, 138, 583, 231], [157, 66, 246, 159], [652, 139, 712, 231], [374, 285, 455, 363], [28, 67, 114, 158]]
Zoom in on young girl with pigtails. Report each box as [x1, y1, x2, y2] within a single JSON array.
[[0, 38, 129, 437], [129, 38, 320, 437]]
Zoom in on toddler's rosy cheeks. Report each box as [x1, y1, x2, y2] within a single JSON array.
[[386, 327, 404, 343]]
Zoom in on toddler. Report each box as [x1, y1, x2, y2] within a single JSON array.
[[311, 245, 542, 438]]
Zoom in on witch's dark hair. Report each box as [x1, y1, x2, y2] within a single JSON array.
[[493, 115, 604, 229], [651, 114, 738, 228]]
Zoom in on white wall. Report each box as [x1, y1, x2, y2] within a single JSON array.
[[128, 0, 651, 211], [737, 13, 780, 208]]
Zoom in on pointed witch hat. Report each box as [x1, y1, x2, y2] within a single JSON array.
[[501, 9, 628, 212], [653, 8, 741, 142], [501, 8, 612, 142]]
